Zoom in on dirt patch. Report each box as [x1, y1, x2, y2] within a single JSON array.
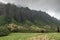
[[28, 35, 49, 40]]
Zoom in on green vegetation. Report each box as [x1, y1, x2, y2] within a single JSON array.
[[0, 16, 8, 25], [0, 26, 10, 36], [0, 3, 60, 37], [0, 33, 60, 40], [0, 33, 39, 40], [47, 33, 60, 40]]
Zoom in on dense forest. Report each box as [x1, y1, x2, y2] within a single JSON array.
[[0, 3, 60, 36]]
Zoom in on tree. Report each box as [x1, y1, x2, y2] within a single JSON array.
[[0, 27, 10, 36], [57, 27, 60, 32]]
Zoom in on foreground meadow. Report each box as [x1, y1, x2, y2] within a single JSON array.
[[0, 33, 60, 40], [0, 33, 40, 40]]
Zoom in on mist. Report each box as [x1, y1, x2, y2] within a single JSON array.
[[0, 0, 60, 19]]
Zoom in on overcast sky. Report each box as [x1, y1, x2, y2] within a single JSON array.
[[0, 0, 60, 19]]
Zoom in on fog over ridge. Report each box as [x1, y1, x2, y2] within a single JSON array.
[[0, 0, 60, 19]]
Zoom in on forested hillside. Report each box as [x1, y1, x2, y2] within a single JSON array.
[[0, 3, 60, 36]]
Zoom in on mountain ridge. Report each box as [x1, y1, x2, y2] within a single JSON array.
[[0, 3, 60, 32]]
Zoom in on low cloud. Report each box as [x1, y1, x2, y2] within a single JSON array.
[[0, 0, 60, 19]]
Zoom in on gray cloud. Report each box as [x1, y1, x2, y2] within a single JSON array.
[[0, 0, 60, 19]]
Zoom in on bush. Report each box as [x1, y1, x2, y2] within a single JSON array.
[[0, 27, 10, 36], [0, 16, 9, 26]]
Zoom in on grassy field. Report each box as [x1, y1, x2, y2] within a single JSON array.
[[0, 33, 40, 40], [0, 33, 60, 40]]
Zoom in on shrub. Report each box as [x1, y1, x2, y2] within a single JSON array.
[[0, 27, 10, 36], [0, 16, 9, 26]]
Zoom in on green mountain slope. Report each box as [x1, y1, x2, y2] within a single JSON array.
[[0, 3, 60, 32]]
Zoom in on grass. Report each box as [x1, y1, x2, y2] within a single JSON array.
[[29, 33, 60, 40], [47, 33, 60, 40], [0, 33, 40, 40], [0, 33, 60, 40]]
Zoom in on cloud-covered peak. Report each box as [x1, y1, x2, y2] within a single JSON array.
[[0, 0, 60, 19]]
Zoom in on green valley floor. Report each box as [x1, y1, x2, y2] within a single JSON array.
[[0, 33, 60, 40]]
